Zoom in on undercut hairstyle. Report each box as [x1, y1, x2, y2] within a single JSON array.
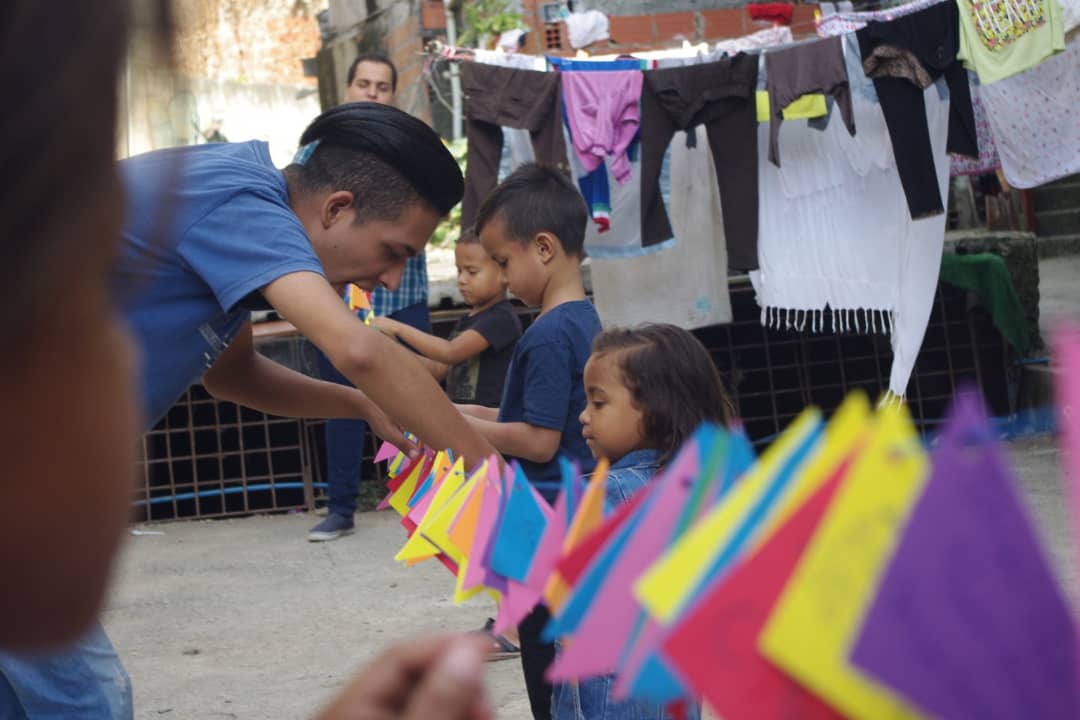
[[474, 163, 588, 257], [346, 52, 398, 92], [290, 103, 463, 223], [592, 324, 735, 464]]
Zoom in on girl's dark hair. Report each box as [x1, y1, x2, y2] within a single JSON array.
[[292, 103, 463, 222], [593, 324, 735, 464]]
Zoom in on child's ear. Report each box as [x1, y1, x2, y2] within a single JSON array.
[[533, 232, 558, 264]]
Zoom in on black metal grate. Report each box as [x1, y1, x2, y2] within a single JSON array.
[[133, 385, 314, 522], [134, 280, 1014, 521]]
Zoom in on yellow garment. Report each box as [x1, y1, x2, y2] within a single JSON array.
[[957, 0, 1066, 83], [756, 91, 829, 122]]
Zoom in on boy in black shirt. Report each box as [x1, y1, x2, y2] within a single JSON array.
[[375, 228, 521, 409]]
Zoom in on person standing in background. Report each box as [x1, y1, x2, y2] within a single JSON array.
[[309, 52, 436, 542]]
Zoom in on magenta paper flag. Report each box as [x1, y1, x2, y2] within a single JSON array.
[[545, 442, 701, 681], [851, 390, 1080, 719], [374, 440, 400, 464]]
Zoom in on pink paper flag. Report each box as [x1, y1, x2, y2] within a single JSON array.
[[375, 441, 400, 464], [496, 579, 541, 634], [546, 446, 701, 681]]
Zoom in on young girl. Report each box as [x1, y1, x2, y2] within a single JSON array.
[[556, 323, 735, 720]]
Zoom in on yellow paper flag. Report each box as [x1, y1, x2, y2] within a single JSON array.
[[543, 458, 609, 612], [394, 457, 466, 563], [422, 461, 488, 563], [758, 403, 929, 720], [634, 407, 824, 625], [388, 453, 438, 517]]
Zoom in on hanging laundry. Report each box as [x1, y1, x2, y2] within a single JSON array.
[[561, 70, 643, 184], [765, 36, 856, 167], [948, 74, 1002, 176], [564, 10, 611, 50], [862, 45, 935, 88], [815, 0, 945, 36], [566, 120, 648, 255], [712, 25, 794, 57], [639, 53, 759, 270], [856, 1, 979, 219], [979, 36, 1080, 188], [750, 36, 952, 398], [816, 0, 1001, 178], [756, 92, 829, 122], [460, 64, 569, 228], [554, 57, 644, 243], [590, 125, 734, 330], [956, 0, 1066, 83]]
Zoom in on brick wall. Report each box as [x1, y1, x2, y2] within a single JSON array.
[[515, 2, 817, 54], [174, 0, 327, 86]]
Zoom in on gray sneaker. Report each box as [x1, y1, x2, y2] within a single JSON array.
[[307, 513, 355, 542]]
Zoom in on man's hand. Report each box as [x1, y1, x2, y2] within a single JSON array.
[[317, 635, 492, 720], [363, 400, 421, 460]]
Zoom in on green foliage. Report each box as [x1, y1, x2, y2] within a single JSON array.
[[457, 0, 525, 47], [431, 138, 468, 248]]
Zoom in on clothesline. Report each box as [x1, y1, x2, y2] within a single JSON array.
[[431, 0, 1078, 401]]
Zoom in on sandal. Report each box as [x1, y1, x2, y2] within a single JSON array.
[[473, 617, 520, 662]]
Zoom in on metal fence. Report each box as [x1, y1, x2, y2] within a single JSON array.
[[133, 279, 1014, 522]]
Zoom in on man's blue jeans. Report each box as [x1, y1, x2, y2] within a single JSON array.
[[317, 301, 431, 517], [0, 623, 132, 719]]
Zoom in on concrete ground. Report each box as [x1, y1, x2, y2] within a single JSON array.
[[105, 255, 1080, 719], [104, 436, 1075, 720]]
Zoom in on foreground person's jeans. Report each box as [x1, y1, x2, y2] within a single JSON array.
[[0, 623, 132, 719]]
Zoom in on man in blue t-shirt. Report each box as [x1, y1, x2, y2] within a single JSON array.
[[459, 164, 601, 720], [311, 51, 438, 542], [0, 102, 496, 718]]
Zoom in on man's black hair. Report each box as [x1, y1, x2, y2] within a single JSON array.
[[291, 103, 463, 221], [346, 52, 397, 92], [474, 163, 587, 256]]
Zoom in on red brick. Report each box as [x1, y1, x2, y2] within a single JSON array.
[[653, 11, 696, 42], [421, 1, 446, 30], [792, 3, 819, 35], [608, 15, 655, 46], [702, 9, 746, 40]]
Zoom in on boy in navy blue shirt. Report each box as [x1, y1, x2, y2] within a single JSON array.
[[459, 163, 601, 720]]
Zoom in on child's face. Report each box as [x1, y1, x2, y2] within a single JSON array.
[[455, 242, 506, 309], [580, 352, 646, 462], [479, 215, 546, 307]]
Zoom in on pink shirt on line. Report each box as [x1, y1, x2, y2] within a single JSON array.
[[561, 70, 643, 184]]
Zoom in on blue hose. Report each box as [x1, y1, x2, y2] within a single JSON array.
[[133, 481, 328, 507]]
